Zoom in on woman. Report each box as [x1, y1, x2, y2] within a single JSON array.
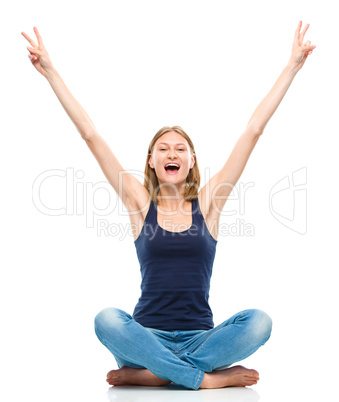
[[22, 21, 315, 390]]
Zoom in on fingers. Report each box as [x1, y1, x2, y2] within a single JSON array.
[[300, 23, 310, 42], [22, 32, 40, 62], [294, 20, 302, 38], [28, 54, 37, 62], [294, 20, 310, 42], [293, 21, 316, 54], [27, 46, 43, 56], [33, 26, 44, 48], [21, 27, 44, 50], [21, 31, 37, 48], [303, 40, 316, 52]]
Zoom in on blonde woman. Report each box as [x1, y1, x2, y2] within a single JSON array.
[[22, 22, 315, 390]]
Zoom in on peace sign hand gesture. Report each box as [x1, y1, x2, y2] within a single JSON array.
[[21, 27, 54, 78], [290, 21, 316, 70]]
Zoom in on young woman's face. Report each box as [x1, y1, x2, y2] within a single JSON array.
[[149, 131, 195, 188]]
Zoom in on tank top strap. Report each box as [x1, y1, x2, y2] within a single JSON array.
[[144, 199, 157, 225], [193, 196, 204, 225], [191, 197, 198, 226]]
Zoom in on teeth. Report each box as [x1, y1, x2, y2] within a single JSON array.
[[165, 163, 180, 168]]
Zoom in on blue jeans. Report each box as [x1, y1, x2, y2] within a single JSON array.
[[94, 307, 272, 390]]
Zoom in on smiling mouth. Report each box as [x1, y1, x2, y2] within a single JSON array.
[[164, 165, 180, 175]]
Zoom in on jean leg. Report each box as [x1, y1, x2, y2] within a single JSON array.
[[94, 307, 204, 390], [179, 309, 272, 373], [113, 356, 146, 370]]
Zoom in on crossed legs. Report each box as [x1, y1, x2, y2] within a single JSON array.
[[95, 308, 272, 390]]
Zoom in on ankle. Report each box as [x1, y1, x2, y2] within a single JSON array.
[[199, 373, 211, 389]]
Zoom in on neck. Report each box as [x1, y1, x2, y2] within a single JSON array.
[[156, 182, 188, 210]]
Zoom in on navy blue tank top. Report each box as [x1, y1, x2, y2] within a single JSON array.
[[133, 196, 218, 330]]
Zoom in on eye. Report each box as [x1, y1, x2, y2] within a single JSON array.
[[160, 148, 166, 151], [178, 148, 185, 151]]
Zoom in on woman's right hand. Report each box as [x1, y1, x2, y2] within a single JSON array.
[[21, 27, 54, 78]]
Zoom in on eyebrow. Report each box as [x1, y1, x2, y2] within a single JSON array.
[[157, 142, 187, 146]]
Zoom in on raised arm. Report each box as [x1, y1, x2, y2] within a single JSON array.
[[199, 21, 316, 216], [22, 27, 149, 210], [247, 21, 316, 134]]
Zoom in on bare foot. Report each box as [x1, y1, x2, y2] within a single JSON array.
[[106, 366, 171, 386], [199, 365, 260, 389]]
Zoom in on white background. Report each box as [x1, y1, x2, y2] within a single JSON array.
[[1, 1, 338, 401]]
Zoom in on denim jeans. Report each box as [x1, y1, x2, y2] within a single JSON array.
[[94, 307, 272, 390]]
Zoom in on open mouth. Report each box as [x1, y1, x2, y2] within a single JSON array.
[[164, 163, 180, 175]]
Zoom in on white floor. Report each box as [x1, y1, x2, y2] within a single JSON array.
[[106, 384, 260, 402]]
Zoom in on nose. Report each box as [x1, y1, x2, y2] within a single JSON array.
[[168, 150, 178, 159], [166, 155, 177, 162]]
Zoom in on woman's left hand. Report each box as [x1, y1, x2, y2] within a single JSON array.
[[289, 21, 316, 70]]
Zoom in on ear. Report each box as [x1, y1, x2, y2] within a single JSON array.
[[190, 153, 195, 170], [148, 154, 154, 169]]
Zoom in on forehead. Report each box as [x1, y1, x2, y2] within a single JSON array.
[[155, 131, 188, 147]]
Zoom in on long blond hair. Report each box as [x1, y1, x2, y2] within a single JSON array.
[[143, 126, 200, 203]]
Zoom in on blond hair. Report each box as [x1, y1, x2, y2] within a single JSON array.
[[143, 126, 200, 203]]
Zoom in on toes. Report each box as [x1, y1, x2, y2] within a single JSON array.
[[107, 369, 119, 379], [248, 369, 259, 378], [244, 379, 257, 386], [106, 369, 122, 385]]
